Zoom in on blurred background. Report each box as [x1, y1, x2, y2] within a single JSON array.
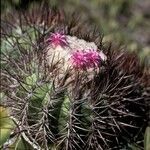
[[1, 0, 150, 65]]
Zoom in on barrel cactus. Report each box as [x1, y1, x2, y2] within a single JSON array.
[[1, 3, 149, 150]]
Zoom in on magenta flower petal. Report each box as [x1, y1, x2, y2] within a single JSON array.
[[47, 32, 68, 47], [70, 49, 101, 69], [84, 50, 101, 67], [70, 51, 87, 69]]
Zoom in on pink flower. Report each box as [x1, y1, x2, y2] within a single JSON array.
[[70, 51, 87, 69], [47, 32, 68, 47], [84, 50, 101, 67], [70, 50, 102, 69]]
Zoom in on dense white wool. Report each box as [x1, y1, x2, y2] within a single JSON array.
[[46, 35, 98, 71], [66, 35, 97, 51], [46, 34, 107, 85]]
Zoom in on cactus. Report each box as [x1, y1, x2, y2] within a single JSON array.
[[1, 3, 149, 150]]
